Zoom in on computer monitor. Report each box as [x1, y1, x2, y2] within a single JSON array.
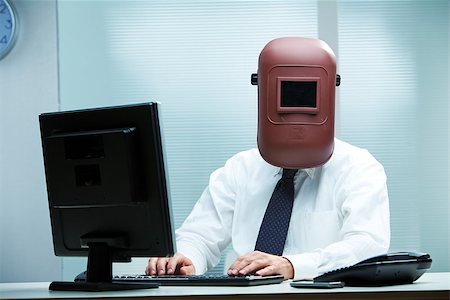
[[39, 102, 176, 291]]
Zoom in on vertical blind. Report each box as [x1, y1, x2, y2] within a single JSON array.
[[337, 0, 448, 270]]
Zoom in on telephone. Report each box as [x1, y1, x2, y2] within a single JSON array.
[[314, 252, 432, 286]]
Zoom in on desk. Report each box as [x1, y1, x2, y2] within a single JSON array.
[[1, 272, 449, 300]]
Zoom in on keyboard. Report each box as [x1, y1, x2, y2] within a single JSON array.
[[112, 274, 285, 286]]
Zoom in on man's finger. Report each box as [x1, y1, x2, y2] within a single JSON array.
[[228, 255, 252, 275], [238, 259, 267, 275], [179, 265, 195, 275], [228, 252, 263, 275], [166, 255, 184, 275], [156, 258, 169, 275], [146, 257, 159, 275], [227, 256, 244, 275], [255, 265, 276, 277]]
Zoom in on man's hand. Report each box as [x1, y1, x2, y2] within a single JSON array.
[[145, 253, 195, 276], [227, 251, 294, 280]]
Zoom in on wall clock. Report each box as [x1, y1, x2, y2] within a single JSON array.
[[0, 0, 17, 59]]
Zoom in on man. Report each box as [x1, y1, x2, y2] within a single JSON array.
[[146, 37, 390, 280]]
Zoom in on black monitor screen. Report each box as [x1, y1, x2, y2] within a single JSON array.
[[39, 102, 175, 291]]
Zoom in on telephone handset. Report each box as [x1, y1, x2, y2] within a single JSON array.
[[314, 252, 432, 286]]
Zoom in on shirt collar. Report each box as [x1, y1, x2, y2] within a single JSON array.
[[274, 167, 316, 179]]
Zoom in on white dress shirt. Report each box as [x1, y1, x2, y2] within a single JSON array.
[[176, 138, 390, 280]]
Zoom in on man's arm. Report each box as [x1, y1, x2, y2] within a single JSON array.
[[226, 151, 390, 280], [285, 154, 390, 280], [145, 154, 239, 275]]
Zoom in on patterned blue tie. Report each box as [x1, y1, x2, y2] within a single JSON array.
[[254, 169, 297, 255]]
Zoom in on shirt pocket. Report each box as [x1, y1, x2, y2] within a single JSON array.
[[288, 210, 342, 253]]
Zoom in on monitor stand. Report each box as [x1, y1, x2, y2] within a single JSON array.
[[49, 241, 159, 292], [49, 281, 159, 292]]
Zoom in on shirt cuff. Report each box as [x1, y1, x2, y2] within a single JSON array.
[[176, 240, 208, 275], [284, 252, 321, 280]]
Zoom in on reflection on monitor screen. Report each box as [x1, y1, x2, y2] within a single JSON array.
[[39, 102, 175, 291]]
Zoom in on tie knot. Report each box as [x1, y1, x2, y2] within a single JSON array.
[[282, 169, 297, 180]]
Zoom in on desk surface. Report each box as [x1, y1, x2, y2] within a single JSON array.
[[1, 272, 449, 300]]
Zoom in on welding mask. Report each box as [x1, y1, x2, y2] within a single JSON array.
[[252, 37, 340, 169]]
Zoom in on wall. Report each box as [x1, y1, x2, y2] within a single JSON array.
[[0, 0, 448, 283], [337, 0, 449, 270], [0, 0, 60, 282], [56, 0, 449, 278]]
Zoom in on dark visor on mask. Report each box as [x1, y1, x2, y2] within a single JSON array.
[[280, 81, 317, 108]]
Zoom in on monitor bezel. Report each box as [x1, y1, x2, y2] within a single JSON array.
[[39, 102, 176, 261]]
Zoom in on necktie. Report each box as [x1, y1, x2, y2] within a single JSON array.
[[254, 168, 297, 256]]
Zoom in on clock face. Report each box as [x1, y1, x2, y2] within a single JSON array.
[[0, 0, 16, 59]]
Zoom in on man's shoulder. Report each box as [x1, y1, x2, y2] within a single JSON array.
[[330, 138, 382, 168], [333, 138, 367, 155], [229, 148, 265, 164], [325, 139, 387, 188], [226, 148, 277, 171]]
